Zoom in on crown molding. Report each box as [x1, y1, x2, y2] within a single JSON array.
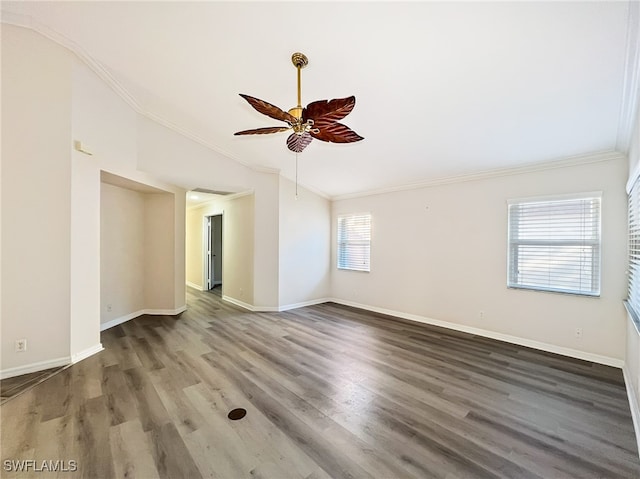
[[331, 150, 626, 201], [4, 10, 633, 204], [616, 0, 640, 152], [1, 12, 283, 177]]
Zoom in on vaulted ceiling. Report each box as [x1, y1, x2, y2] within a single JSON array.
[[2, 1, 638, 198]]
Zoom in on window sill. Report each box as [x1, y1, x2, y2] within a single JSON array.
[[507, 285, 600, 298]]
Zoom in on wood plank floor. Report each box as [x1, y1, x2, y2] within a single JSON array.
[[1, 366, 66, 404], [1, 288, 639, 478]]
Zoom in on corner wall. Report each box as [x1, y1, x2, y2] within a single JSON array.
[[1, 25, 74, 374], [1, 25, 190, 377], [101, 184, 146, 323], [332, 157, 628, 364]]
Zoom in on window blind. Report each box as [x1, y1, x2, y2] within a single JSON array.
[[507, 194, 601, 296], [337, 213, 371, 272], [628, 180, 640, 319]]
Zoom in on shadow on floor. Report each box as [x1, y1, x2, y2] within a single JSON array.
[[0, 366, 67, 404]]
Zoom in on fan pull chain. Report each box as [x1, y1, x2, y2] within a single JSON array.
[[295, 152, 299, 199]]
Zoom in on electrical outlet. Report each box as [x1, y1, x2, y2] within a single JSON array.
[[575, 328, 583, 340], [15, 339, 27, 352], [106, 304, 112, 312], [239, 288, 244, 297], [479, 311, 485, 320]]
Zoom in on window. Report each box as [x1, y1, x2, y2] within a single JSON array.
[[337, 213, 371, 272], [507, 193, 601, 296], [627, 179, 640, 323]]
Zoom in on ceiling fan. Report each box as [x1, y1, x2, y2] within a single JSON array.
[[234, 52, 363, 153]]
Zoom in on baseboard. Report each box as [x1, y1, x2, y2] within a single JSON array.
[[186, 281, 204, 291], [100, 310, 146, 331], [100, 305, 188, 331], [71, 343, 104, 364], [278, 297, 332, 312], [328, 298, 624, 368], [623, 366, 640, 457], [213, 281, 222, 286], [222, 295, 259, 311], [0, 356, 70, 380], [145, 305, 188, 316], [221, 295, 330, 313]]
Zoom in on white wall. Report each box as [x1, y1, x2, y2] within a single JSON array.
[[144, 193, 177, 310], [332, 157, 628, 363], [186, 206, 207, 289], [72, 57, 186, 347], [252, 173, 280, 309], [1, 25, 74, 373], [101, 184, 146, 323], [186, 194, 254, 303], [136, 114, 281, 310], [279, 178, 331, 307], [223, 194, 255, 305], [101, 181, 182, 326], [136, 116, 253, 192], [1, 25, 190, 376], [70, 56, 140, 360]]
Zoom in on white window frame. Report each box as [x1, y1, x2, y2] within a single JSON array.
[[626, 178, 640, 328], [337, 213, 371, 272], [507, 192, 602, 296]]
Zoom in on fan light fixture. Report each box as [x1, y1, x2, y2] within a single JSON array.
[[234, 52, 363, 153]]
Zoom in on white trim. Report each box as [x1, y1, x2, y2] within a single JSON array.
[[223, 296, 331, 312], [278, 298, 332, 312], [623, 365, 640, 458], [222, 294, 623, 367], [333, 151, 625, 201], [186, 281, 204, 291], [222, 295, 259, 311], [328, 298, 624, 368], [2, 12, 626, 204], [146, 306, 188, 316], [0, 14, 300, 188], [100, 306, 188, 331], [100, 310, 145, 331], [0, 356, 70, 380], [71, 343, 104, 364], [222, 295, 333, 313]]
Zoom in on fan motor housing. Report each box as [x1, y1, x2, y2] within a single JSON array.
[[288, 106, 303, 119]]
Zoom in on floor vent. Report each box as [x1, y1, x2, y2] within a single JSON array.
[[227, 408, 247, 420]]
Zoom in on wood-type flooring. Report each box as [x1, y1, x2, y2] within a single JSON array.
[[1, 288, 639, 478], [1, 366, 66, 404]]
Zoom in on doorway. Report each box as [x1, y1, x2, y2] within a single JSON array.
[[205, 215, 223, 293]]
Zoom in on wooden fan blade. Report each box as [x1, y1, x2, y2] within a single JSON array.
[[286, 132, 313, 152], [303, 96, 356, 123], [234, 126, 291, 136], [239, 94, 297, 124], [311, 122, 364, 144]]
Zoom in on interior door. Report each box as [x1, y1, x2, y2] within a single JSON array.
[[212, 215, 222, 285], [206, 216, 213, 290]]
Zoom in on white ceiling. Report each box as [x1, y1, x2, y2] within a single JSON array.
[[2, 1, 636, 198]]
